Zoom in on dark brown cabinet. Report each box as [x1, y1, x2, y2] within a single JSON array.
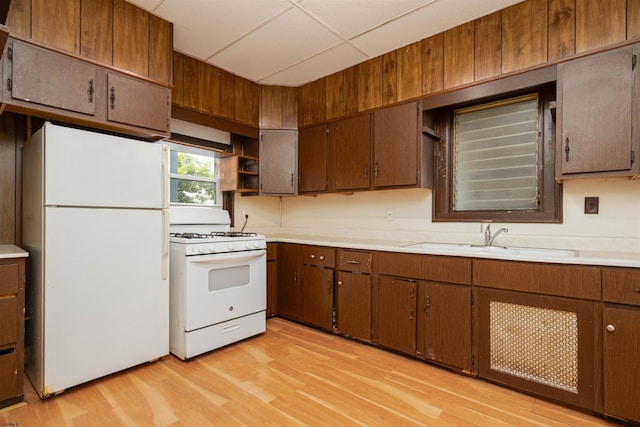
[[298, 124, 328, 193], [373, 101, 423, 188], [557, 44, 640, 178], [259, 130, 298, 195], [416, 282, 471, 372], [333, 113, 371, 191], [266, 243, 278, 317], [602, 267, 640, 423], [1, 38, 170, 138], [0, 257, 25, 409], [277, 243, 299, 320], [300, 246, 335, 331], [336, 250, 372, 341], [375, 276, 417, 355]]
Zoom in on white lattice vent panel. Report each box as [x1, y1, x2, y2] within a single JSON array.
[[489, 301, 578, 393]]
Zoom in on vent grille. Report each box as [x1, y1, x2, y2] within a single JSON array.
[[489, 301, 578, 393]]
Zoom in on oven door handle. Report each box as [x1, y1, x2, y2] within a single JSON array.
[[187, 250, 266, 264]]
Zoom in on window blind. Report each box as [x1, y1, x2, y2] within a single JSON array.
[[453, 94, 539, 211]]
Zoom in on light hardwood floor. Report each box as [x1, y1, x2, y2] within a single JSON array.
[[0, 318, 621, 426]]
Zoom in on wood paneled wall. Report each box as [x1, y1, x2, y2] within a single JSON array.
[[0, 114, 23, 245], [298, 0, 640, 127], [6, 0, 172, 85]]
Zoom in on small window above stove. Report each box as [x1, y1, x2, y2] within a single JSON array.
[[166, 143, 221, 207]]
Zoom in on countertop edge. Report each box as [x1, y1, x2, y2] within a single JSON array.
[[265, 235, 640, 268], [0, 245, 29, 259]]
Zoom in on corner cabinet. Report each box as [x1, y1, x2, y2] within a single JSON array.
[[259, 130, 298, 195], [1, 38, 170, 139], [556, 44, 640, 179]]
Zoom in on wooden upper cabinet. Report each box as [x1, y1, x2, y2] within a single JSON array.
[[113, 0, 149, 77], [397, 41, 421, 102], [548, 0, 576, 61], [149, 14, 172, 84], [373, 102, 420, 188], [422, 33, 444, 96], [171, 51, 184, 106], [235, 77, 259, 126], [218, 69, 236, 120], [298, 124, 327, 193], [333, 113, 371, 191], [474, 12, 502, 81], [557, 45, 639, 178], [382, 51, 397, 106], [260, 130, 298, 195], [182, 55, 199, 111], [198, 61, 220, 115], [80, 0, 112, 64], [6, 0, 30, 37], [31, 0, 80, 54], [261, 85, 298, 129], [325, 71, 344, 120]]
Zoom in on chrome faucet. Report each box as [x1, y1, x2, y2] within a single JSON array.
[[484, 224, 509, 246]]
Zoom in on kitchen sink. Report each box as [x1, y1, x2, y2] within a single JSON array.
[[404, 242, 576, 258]]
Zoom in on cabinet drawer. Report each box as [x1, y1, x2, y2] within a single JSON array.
[[339, 250, 371, 273], [266, 243, 278, 261], [0, 297, 18, 347], [603, 268, 640, 306], [374, 251, 423, 279], [0, 348, 18, 403], [300, 245, 335, 268], [0, 262, 19, 295]]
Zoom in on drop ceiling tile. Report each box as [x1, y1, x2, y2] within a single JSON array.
[[260, 42, 368, 86], [299, 0, 434, 39], [126, 0, 164, 10], [155, 0, 292, 59], [210, 7, 342, 82], [351, 0, 523, 57]]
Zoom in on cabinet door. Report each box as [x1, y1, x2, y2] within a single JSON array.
[[334, 114, 371, 191], [106, 72, 170, 132], [603, 305, 640, 423], [298, 124, 327, 193], [373, 102, 419, 187], [301, 265, 334, 331], [416, 282, 471, 371], [260, 130, 298, 195], [277, 244, 299, 320], [266, 260, 277, 317], [558, 47, 636, 175], [336, 271, 371, 341], [376, 276, 417, 355], [10, 40, 97, 116]]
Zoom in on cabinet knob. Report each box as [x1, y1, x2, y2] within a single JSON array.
[[310, 254, 316, 259], [635, 288, 640, 293], [337, 281, 343, 286], [319, 255, 325, 260], [606, 324, 616, 332]]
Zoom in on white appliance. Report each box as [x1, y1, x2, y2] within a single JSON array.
[[169, 207, 266, 360], [22, 122, 170, 398]]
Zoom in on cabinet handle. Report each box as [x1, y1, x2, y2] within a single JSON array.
[[346, 260, 361, 265], [364, 166, 368, 179], [327, 280, 332, 293], [374, 162, 379, 178], [88, 79, 94, 103], [410, 288, 415, 298], [606, 324, 616, 332], [293, 271, 297, 288], [337, 281, 343, 286], [424, 295, 431, 314], [319, 255, 325, 261], [110, 86, 116, 109], [291, 173, 294, 187], [564, 137, 570, 161], [409, 308, 414, 320], [310, 254, 316, 259]]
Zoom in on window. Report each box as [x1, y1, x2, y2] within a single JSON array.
[[168, 144, 220, 206], [432, 84, 561, 223]]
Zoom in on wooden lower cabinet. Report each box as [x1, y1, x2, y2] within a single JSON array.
[[0, 258, 25, 409], [266, 243, 277, 317], [602, 305, 640, 423], [276, 243, 299, 320], [375, 276, 417, 355], [336, 271, 371, 341], [416, 281, 471, 372], [301, 265, 334, 331]]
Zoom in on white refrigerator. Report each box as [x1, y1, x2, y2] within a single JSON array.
[[22, 122, 170, 398]]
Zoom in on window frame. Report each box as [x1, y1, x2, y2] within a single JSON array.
[[432, 83, 562, 223], [166, 142, 222, 207]]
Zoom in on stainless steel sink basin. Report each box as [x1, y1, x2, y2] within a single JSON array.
[[404, 242, 576, 257]]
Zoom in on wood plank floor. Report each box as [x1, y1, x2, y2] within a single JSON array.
[[0, 318, 621, 426]]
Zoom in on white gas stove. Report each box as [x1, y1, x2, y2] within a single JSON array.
[[169, 207, 267, 360]]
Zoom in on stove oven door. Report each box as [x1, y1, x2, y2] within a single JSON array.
[[183, 250, 266, 331]]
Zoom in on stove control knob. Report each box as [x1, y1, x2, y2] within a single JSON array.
[[245, 242, 252, 249], [199, 245, 206, 254], [228, 244, 234, 251], [254, 242, 260, 248], [209, 245, 216, 253]]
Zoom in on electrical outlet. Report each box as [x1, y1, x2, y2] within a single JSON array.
[[386, 209, 394, 221], [584, 197, 599, 214]]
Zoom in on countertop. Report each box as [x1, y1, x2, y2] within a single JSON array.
[[265, 234, 640, 268], [0, 245, 29, 259]]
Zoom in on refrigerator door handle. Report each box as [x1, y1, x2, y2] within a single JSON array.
[[162, 209, 170, 280], [162, 145, 170, 209]]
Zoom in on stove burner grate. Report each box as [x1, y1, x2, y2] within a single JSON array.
[[170, 231, 258, 239]]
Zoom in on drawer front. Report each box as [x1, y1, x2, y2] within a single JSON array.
[[300, 245, 335, 268], [0, 263, 19, 295], [0, 349, 19, 403], [374, 251, 424, 279], [0, 298, 18, 346], [603, 268, 640, 306], [339, 250, 371, 273]]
